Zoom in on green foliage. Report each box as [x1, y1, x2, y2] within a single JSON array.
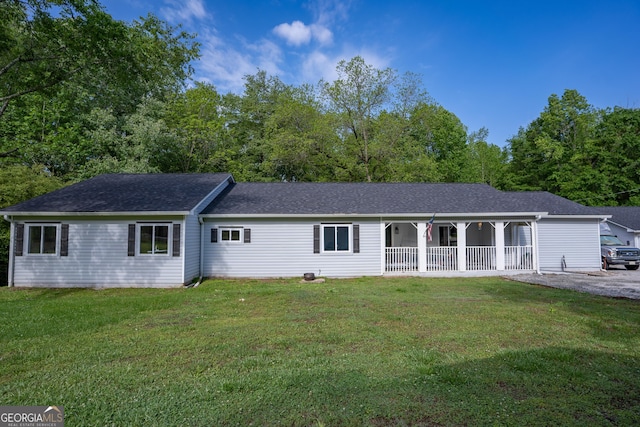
[[0, 0, 198, 166], [0, 165, 63, 284], [1, 277, 639, 424], [409, 102, 469, 182], [506, 90, 640, 205], [592, 107, 640, 205]]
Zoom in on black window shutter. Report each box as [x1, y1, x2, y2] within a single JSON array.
[[244, 228, 251, 243], [60, 224, 69, 256], [313, 225, 320, 253], [15, 224, 24, 257], [211, 228, 218, 243], [127, 224, 136, 256], [353, 224, 360, 253], [172, 224, 181, 257]]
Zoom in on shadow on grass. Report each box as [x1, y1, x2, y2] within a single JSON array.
[[484, 279, 640, 343], [189, 347, 640, 426]]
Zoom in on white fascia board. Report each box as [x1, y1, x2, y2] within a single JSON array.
[[543, 214, 610, 220], [200, 211, 548, 220], [189, 174, 235, 215], [607, 219, 640, 233], [2, 211, 190, 217]]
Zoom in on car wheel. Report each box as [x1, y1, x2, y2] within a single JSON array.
[[625, 265, 639, 270], [602, 257, 608, 270]]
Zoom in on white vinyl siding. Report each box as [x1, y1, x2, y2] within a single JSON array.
[[537, 219, 601, 272], [183, 214, 201, 284], [606, 223, 635, 247], [13, 220, 184, 288], [183, 177, 232, 284], [204, 218, 381, 278]]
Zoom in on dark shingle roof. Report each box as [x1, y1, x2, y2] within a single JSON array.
[[1, 173, 231, 213], [202, 182, 595, 216], [592, 206, 640, 230], [502, 191, 603, 216]]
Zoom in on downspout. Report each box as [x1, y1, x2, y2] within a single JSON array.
[[4, 215, 15, 287]]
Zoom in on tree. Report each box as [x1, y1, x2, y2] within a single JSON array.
[[0, 165, 63, 284], [408, 103, 468, 182], [164, 83, 232, 173], [463, 128, 509, 187], [592, 107, 640, 205], [507, 89, 599, 198], [262, 87, 339, 181], [320, 56, 396, 182], [0, 0, 198, 160], [76, 99, 182, 179]]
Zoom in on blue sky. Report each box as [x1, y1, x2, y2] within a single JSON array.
[[102, 0, 640, 148]]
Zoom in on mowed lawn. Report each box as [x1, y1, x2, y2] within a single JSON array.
[[1, 277, 639, 426]]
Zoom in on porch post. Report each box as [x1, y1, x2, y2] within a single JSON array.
[[495, 221, 505, 271], [380, 222, 387, 275], [417, 222, 427, 272], [532, 221, 541, 273], [457, 221, 467, 271]]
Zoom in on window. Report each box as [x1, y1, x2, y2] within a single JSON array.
[[128, 223, 180, 256], [323, 224, 351, 252], [439, 225, 457, 247], [140, 224, 169, 254], [221, 228, 241, 242], [28, 225, 58, 254], [211, 227, 250, 243]]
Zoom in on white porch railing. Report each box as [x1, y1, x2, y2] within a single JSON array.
[[466, 246, 496, 271], [426, 247, 458, 271], [385, 247, 418, 272], [505, 245, 534, 270], [385, 245, 534, 273]]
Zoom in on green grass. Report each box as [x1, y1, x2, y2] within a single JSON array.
[[1, 277, 639, 426]]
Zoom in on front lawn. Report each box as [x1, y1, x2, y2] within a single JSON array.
[[1, 277, 639, 426]]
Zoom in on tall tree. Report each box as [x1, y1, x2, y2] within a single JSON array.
[[320, 56, 396, 182], [164, 83, 233, 173], [463, 128, 509, 187], [262, 86, 339, 182], [507, 89, 599, 198], [0, 0, 198, 160], [408, 103, 468, 182], [593, 107, 640, 205]]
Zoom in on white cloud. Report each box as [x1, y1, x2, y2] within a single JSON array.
[[301, 48, 391, 85], [302, 51, 335, 83], [196, 30, 284, 93], [310, 24, 333, 45], [273, 21, 333, 46], [160, 0, 207, 24], [273, 21, 312, 46]]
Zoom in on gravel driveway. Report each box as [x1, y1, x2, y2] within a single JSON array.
[[508, 267, 640, 300]]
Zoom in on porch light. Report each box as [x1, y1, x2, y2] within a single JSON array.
[[477, 222, 483, 230], [394, 226, 399, 234]]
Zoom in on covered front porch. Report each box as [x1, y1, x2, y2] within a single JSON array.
[[384, 220, 536, 274]]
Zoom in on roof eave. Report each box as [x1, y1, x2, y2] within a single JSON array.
[[2, 211, 191, 217], [543, 214, 608, 219], [200, 211, 548, 219]]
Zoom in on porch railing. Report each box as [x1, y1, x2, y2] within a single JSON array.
[[466, 246, 496, 271], [426, 247, 458, 271], [385, 247, 418, 273], [385, 245, 534, 273], [505, 245, 534, 270]]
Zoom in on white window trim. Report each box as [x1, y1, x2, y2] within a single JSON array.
[[218, 227, 244, 243], [137, 223, 172, 256], [26, 223, 60, 256], [321, 223, 352, 254]]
